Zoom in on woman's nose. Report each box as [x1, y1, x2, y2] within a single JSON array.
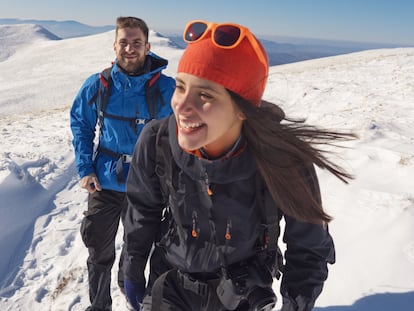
[[173, 92, 194, 113]]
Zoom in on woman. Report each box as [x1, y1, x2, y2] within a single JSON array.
[[123, 20, 355, 311]]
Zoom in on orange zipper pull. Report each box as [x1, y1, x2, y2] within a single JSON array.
[[225, 219, 232, 240], [204, 172, 213, 196], [192, 211, 199, 238]]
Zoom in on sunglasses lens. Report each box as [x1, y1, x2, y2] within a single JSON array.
[[185, 22, 208, 42], [214, 25, 241, 47]]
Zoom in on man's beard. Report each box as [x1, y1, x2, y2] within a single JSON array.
[[118, 57, 145, 74]]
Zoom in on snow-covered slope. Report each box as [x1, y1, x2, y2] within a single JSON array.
[[265, 48, 414, 308], [0, 27, 183, 117], [0, 24, 60, 62], [0, 24, 413, 310]]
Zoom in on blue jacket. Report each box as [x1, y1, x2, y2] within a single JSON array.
[[70, 52, 175, 192]]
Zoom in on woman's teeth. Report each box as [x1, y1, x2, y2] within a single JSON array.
[[182, 122, 203, 129]]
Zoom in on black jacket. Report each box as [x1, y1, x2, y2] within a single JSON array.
[[124, 115, 335, 307]]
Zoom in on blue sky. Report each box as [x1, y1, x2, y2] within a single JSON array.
[[1, 0, 413, 45]]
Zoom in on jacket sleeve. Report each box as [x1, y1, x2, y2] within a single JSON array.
[[70, 74, 99, 178], [281, 165, 335, 310], [124, 120, 165, 284]]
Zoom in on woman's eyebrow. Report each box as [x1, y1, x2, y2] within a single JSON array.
[[176, 78, 220, 92]]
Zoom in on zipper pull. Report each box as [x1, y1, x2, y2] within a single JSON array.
[[192, 211, 199, 238], [204, 172, 213, 196], [225, 219, 232, 240]]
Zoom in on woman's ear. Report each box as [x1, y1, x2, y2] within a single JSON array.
[[237, 110, 246, 121]]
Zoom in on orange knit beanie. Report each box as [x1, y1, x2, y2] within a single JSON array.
[[177, 26, 268, 106]]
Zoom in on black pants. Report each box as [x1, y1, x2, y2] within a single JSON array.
[[150, 270, 251, 311], [80, 190, 127, 310], [81, 190, 172, 310]]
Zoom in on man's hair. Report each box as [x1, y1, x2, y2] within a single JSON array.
[[116, 16, 149, 41]]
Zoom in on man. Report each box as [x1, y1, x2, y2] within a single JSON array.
[[70, 16, 175, 311]]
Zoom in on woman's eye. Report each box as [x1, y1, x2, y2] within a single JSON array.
[[175, 84, 185, 92], [200, 92, 213, 99]]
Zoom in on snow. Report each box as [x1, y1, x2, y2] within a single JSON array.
[[0, 24, 60, 62], [0, 24, 413, 310]]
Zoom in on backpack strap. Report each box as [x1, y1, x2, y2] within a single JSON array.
[[99, 70, 162, 129], [153, 118, 280, 250], [155, 118, 172, 205], [255, 173, 280, 252], [154, 118, 180, 249], [97, 67, 113, 130], [146, 71, 163, 120], [89, 66, 163, 131], [87, 67, 111, 106], [96, 67, 144, 130], [154, 118, 283, 278], [87, 66, 165, 184], [255, 173, 283, 278]]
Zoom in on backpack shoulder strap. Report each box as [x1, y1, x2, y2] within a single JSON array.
[[90, 68, 163, 127], [155, 117, 171, 204], [146, 71, 163, 120], [154, 118, 178, 244], [255, 173, 281, 252], [97, 66, 113, 129], [87, 66, 112, 129], [255, 173, 283, 278]]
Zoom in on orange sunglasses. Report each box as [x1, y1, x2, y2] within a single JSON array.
[[183, 20, 269, 80]]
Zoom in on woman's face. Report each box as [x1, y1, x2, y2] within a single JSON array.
[[172, 73, 245, 157]]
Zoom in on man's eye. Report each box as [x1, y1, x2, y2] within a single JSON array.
[[118, 41, 144, 48]]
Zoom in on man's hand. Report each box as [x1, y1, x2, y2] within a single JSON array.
[[80, 173, 102, 193]]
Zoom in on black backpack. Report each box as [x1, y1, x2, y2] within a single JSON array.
[[88, 65, 164, 184], [88, 65, 164, 132], [154, 118, 283, 278]]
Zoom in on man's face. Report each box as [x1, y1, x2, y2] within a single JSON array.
[[114, 27, 150, 73]]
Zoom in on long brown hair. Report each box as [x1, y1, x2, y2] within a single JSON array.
[[230, 91, 357, 224]]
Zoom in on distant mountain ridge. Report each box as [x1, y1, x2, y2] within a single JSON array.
[[0, 24, 61, 61], [0, 18, 114, 39], [0, 23, 183, 65], [0, 23, 60, 40], [167, 35, 406, 66], [0, 18, 409, 66]]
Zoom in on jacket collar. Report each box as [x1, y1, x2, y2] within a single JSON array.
[[111, 52, 168, 89], [167, 116, 257, 183]]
